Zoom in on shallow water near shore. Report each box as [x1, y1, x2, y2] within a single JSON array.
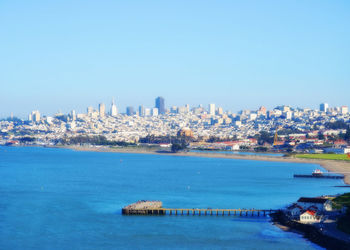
[[0, 146, 345, 249]]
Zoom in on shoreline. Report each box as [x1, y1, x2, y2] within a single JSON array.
[[270, 211, 350, 249], [59, 145, 350, 185]]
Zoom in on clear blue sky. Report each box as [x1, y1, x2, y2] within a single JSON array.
[[1, 0, 349, 118]]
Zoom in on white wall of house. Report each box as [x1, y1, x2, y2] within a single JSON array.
[[297, 200, 332, 212], [300, 212, 319, 223]]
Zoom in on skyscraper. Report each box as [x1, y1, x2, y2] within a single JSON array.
[[110, 99, 118, 117], [341, 106, 348, 114], [99, 103, 106, 118], [209, 103, 216, 116], [139, 105, 145, 117], [31, 110, 40, 122], [87, 106, 94, 117], [70, 110, 76, 121], [126, 106, 134, 116], [152, 107, 159, 116], [155, 96, 165, 114], [320, 103, 328, 112]]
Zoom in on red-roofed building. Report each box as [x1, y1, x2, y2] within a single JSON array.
[[334, 139, 347, 146], [300, 210, 320, 223]]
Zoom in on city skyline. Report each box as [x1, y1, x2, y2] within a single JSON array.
[[0, 98, 350, 120], [1, 1, 350, 118], [12, 98, 350, 121]]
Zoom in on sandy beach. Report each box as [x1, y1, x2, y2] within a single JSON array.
[[63, 145, 350, 185]]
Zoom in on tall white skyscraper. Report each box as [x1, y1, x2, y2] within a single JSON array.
[[110, 99, 118, 116], [320, 103, 329, 112], [209, 103, 216, 116]]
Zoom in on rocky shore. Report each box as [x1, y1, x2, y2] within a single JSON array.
[[270, 211, 350, 250]]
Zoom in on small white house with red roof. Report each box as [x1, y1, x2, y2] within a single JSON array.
[[300, 210, 320, 223]]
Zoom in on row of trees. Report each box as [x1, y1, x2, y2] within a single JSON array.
[[256, 125, 350, 146], [60, 135, 135, 147]]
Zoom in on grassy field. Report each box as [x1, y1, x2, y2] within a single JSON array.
[[295, 153, 350, 161]]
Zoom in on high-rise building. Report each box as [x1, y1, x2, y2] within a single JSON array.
[[152, 107, 159, 116], [87, 106, 94, 117], [320, 103, 329, 112], [99, 103, 106, 118], [144, 108, 151, 116], [217, 107, 223, 115], [139, 105, 145, 117], [110, 99, 118, 117], [185, 104, 190, 113], [155, 96, 165, 114], [126, 106, 134, 116], [259, 106, 267, 115], [31, 110, 41, 122], [341, 106, 349, 114], [170, 106, 177, 113], [209, 103, 216, 116], [70, 110, 76, 121]]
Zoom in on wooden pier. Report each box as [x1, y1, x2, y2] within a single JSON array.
[[122, 201, 278, 217]]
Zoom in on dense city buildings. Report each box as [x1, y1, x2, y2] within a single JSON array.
[[1, 99, 350, 153]]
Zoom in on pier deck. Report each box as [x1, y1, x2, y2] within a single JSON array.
[[122, 201, 278, 216]]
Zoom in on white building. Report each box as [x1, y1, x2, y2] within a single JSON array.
[[300, 210, 320, 223], [152, 108, 159, 116], [209, 103, 216, 116], [110, 100, 118, 117], [341, 106, 349, 114], [297, 197, 332, 212], [285, 111, 293, 120], [144, 108, 151, 116], [87, 107, 94, 117]]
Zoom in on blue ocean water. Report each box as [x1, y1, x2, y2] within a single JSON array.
[[0, 146, 345, 249]]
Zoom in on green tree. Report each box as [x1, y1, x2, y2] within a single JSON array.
[[318, 132, 325, 140], [344, 127, 350, 142], [258, 131, 274, 145]]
